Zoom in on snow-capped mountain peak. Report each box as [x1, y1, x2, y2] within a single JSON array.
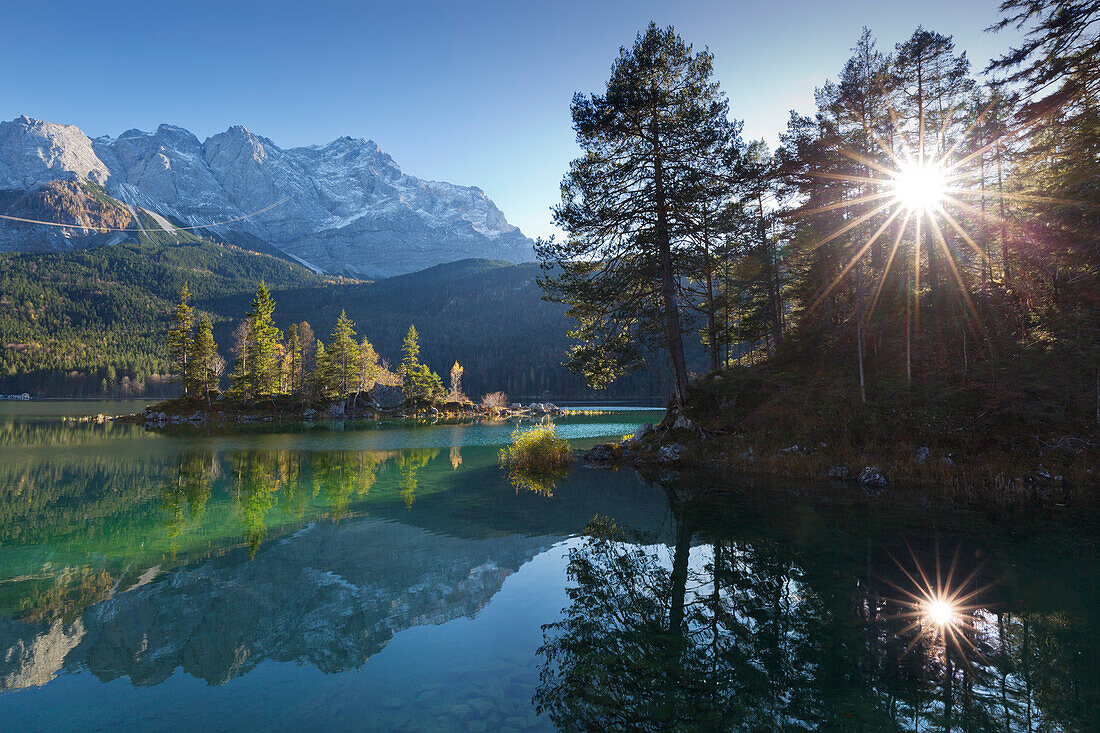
[[0, 116, 533, 277]]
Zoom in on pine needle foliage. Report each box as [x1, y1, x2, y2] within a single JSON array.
[[167, 283, 194, 393]]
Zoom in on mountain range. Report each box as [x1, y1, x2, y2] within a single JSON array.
[[0, 116, 533, 277]]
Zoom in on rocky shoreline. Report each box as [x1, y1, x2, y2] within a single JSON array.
[[118, 384, 566, 429], [579, 407, 1093, 507]]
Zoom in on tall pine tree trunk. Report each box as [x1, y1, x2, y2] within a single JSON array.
[[653, 125, 690, 404], [996, 143, 1010, 282], [759, 195, 783, 352], [701, 209, 720, 372]]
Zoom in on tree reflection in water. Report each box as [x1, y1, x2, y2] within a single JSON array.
[[161, 450, 216, 544], [232, 452, 281, 558], [535, 483, 1098, 732], [158, 447, 425, 557], [397, 448, 439, 509], [311, 451, 381, 521], [507, 465, 571, 497]]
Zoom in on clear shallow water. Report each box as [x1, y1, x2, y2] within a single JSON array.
[[0, 403, 1096, 731]]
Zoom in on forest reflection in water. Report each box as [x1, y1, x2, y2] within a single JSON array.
[[534, 480, 1098, 732], [167, 447, 413, 557], [0, 408, 1095, 731]]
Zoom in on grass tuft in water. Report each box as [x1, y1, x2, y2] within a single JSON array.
[[499, 425, 574, 472], [499, 426, 574, 497]]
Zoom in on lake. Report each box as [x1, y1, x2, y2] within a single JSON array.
[[0, 402, 1095, 731]]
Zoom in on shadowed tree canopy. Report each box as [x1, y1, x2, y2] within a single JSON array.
[[327, 310, 360, 397], [243, 281, 283, 398], [186, 314, 221, 398], [536, 22, 736, 404], [988, 0, 1100, 99]]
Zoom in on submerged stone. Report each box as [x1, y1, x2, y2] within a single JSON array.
[[858, 466, 887, 490]]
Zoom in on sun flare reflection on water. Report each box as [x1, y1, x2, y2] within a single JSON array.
[[922, 596, 958, 628], [884, 544, 998, 666]]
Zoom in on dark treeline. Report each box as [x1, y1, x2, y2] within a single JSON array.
[[0, 238, 324, 398], [257, 260, 676, 400], [537, 5, 1098, 433]]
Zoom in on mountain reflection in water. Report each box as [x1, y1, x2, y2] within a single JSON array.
[[0, 406, 1095, 732]]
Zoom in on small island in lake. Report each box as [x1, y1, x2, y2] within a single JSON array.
[[127, 280, 563, 428]]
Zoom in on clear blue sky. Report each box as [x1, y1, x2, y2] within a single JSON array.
[[1, 0, 1022, 239]]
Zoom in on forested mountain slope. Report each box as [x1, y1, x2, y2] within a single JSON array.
[[0, 235, 323, 396], [0, 244, 669, 399]]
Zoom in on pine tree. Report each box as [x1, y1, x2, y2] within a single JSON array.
[[228, 320, 253, 399], [328, 310, 360, 397], [405, 364, 445, 402], [245, 281, 282, 397], [535, 23, 735, 403], [394, 324, 442, 402], [284, 323, 301, 394], [187, 315, 221, 399], [297, 321, 316, 374], [399, 325, 421, 380], [311, 341, 335, 399], [894, 28, 974, 160], [358, 338, 381, 393], [988, 1, 1100, 100], [167, 283, 194, 394]]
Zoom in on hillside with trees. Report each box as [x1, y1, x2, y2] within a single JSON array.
[[540, 12, 1098, 488], [0, 240, 672, 399]]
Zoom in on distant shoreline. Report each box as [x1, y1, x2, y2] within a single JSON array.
[[1, 396, 665, 405]]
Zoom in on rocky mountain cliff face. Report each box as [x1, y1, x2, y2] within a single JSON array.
[[0, 180, 136, 251], [0, 116, 534, 277]]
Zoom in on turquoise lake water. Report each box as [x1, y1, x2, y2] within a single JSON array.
[[0, 401, 1095, 731]]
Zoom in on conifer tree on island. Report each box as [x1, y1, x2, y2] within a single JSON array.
[[227, 320, 253, 399], [244, 280, 282, 398], [399, 324, 421, 380], [162, 290, 456, 409], [398, 324, 444, 402], [535, 22, 736, 404], [297, 321, 316, 374], [283, 323, 302, 395], [167, 283, 195, 395], [328, 310, 361, 397], [312, 341, 334, 399], [186, 315, 222, 400], [358, 338, 381, 394], [406, 364, 445, 403]]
